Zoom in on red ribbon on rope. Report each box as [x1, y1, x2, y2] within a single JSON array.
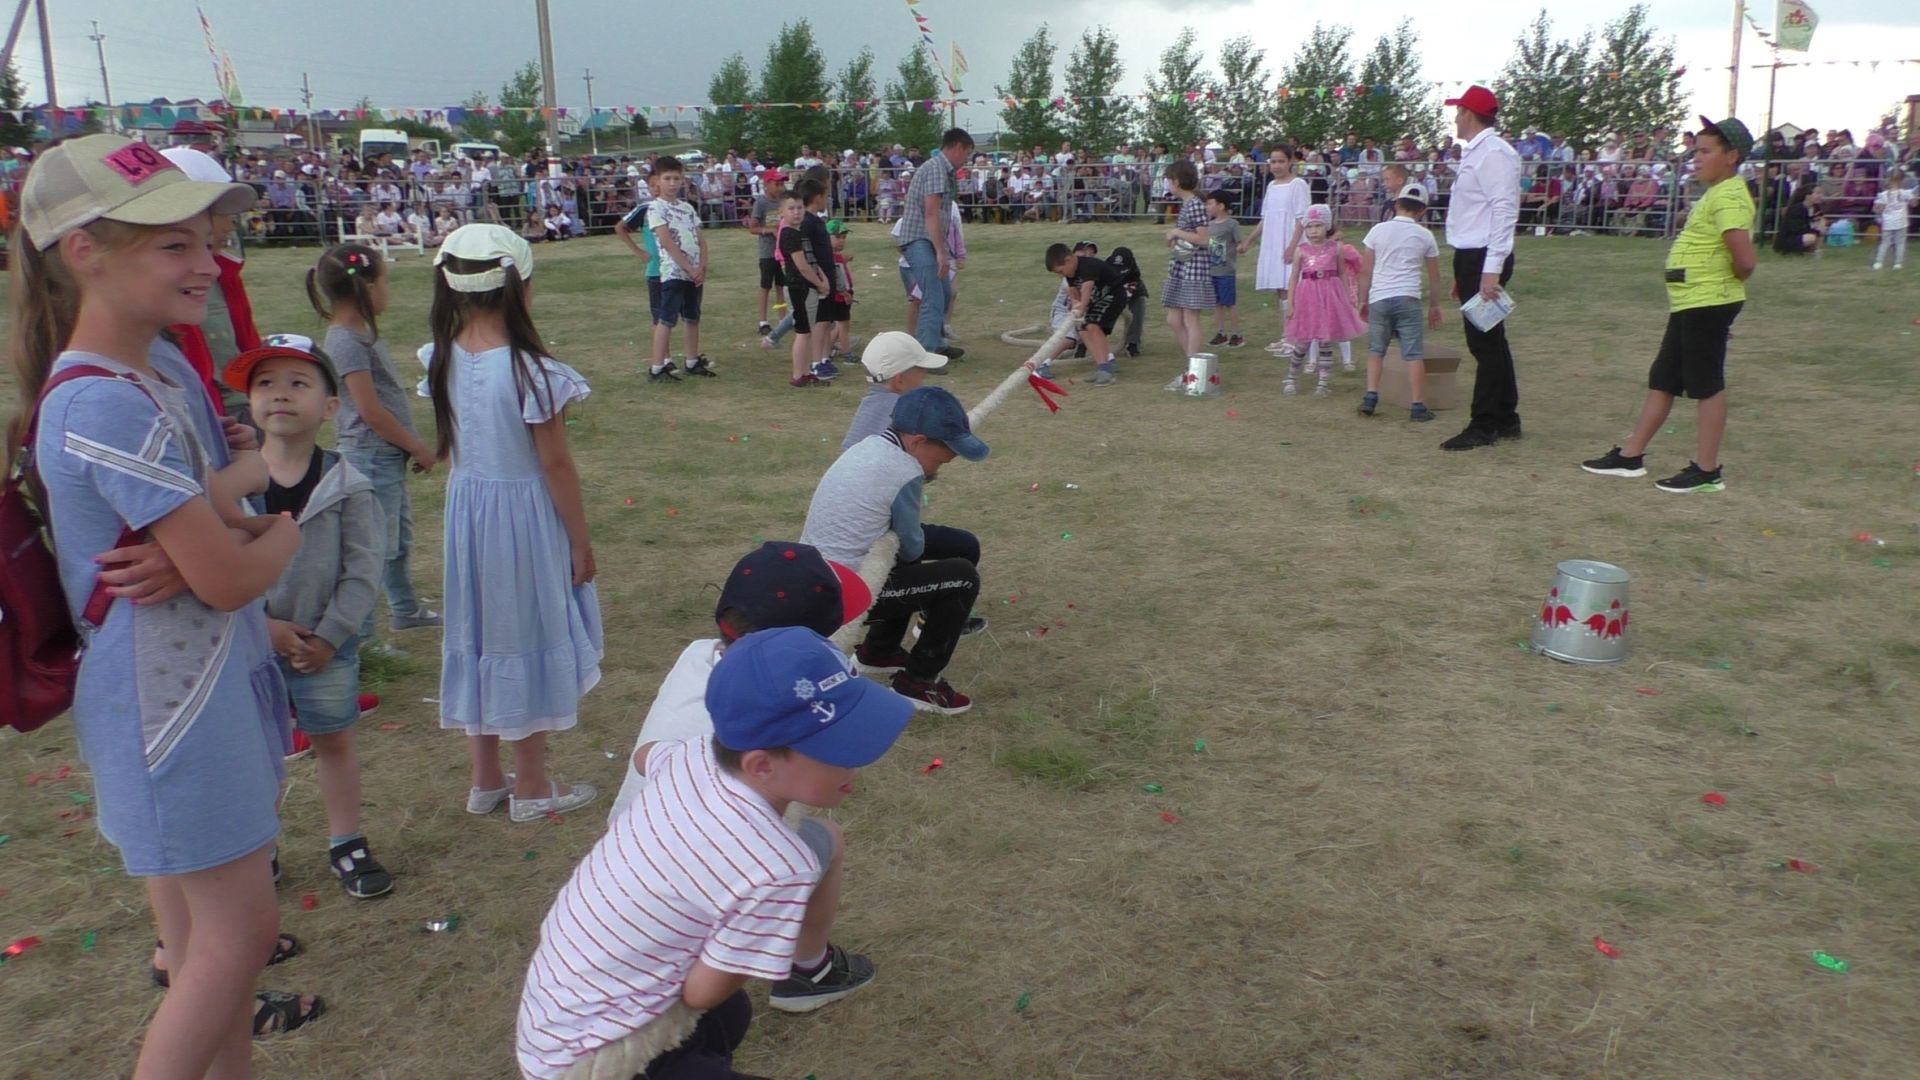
[[1028, 372, 1067, 413]]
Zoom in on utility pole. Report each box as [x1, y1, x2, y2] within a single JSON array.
[[583, 67, 597, 156], [301, 72, 318, 150], [534, 0, 561, 176], [1727, 0, 1742, 117], [88, 20, 111, 131]]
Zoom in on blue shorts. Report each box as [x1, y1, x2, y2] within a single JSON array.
[[646, 276, 661, 320], [1367, 295, 1426, 360], [283, 635, 364, 736], [1212, 275, 1237, 307], [656, 279, 701, 326]]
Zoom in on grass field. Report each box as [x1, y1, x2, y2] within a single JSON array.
[[2, 220, 1917, 1079]]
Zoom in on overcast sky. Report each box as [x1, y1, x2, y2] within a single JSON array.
[[18, 1, 1920, 138]]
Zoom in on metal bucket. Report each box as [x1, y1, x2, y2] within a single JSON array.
[[1531, 560, 1630, 665], [1179, 352, 1221, 397]]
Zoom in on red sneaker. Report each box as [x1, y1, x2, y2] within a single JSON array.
[[889, 672, 972, 715], [853, 644, 910, 675], [357, 693, 380, 719]]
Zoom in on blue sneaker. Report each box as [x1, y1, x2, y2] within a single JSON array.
[[811, 359, 840, 381], [1359, 391, 1378, 416], [1035, 361, 1054, 380]]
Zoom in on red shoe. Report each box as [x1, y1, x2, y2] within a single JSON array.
[[357, 693, 380, 719], [286, 729, 313, 761], [853, 643, 911, 675], [889, 672, 972, 715]]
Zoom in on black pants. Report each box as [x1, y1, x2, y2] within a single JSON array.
[[920, 523, 980, 565], [638, 991, 754, 1079], [1452, 247, 1520, 431], [864, 548, 981, 680]]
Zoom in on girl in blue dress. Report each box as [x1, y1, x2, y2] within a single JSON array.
[[427, 224, 603, 823], [11, 135, 323, 1073]]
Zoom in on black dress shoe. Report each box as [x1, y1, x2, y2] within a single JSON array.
[[1441, 427, 1498, 451], [1497, 420, 1524, 440]]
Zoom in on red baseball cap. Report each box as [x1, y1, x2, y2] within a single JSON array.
[[1445, 85, 1500, 115], [761, 167, 787, 182], [222, 333, 339, 395]]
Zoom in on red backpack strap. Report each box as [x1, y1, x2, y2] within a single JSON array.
[[24, 364, 161, 629]]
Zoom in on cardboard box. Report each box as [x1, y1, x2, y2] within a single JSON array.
[[1377, 344, 1461, 411]]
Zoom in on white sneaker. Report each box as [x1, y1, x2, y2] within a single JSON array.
[[1282, 378, 1298, 396], [465, 772, 517, 815], [1313, 383, 1331, 398], [509, 781, 599, 823], [1873, 262, 1884, 270]]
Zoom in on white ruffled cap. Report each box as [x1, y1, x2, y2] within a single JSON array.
[[434, 222, 535, 292], [159, 147, 234, 183]]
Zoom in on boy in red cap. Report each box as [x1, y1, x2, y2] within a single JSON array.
[[223, 335, 394, 898]]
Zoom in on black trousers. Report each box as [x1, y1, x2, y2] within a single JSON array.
[[863, 543, 981, 679], [638, 991, 755, 1079], [1452, 246, 1520, 431]]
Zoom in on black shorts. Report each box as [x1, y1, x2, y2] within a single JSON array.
[[656, 279, 702, 327], [646, 277, 662, 320], [786, 284, 816, 334], [1648, 302, 1741, 400], [759, 257, 779, 290], [815, 297, 851, 324], [1081, 286, 1123, 335]]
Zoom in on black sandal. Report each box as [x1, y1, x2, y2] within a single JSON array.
[[252, 990, 324, 1037], [151, 933, 302, 988]]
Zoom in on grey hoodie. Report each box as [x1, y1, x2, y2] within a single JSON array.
[[264, 449, 383, 650]]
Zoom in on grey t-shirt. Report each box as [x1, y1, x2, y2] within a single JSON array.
[[800, 432, 924, 567], [839, 385, 899, 453], [750, 194, 780, 260], [325, 324, 417, 450], [1208, 217, 1240, 277]]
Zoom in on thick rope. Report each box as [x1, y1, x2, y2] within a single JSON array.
[[830, 314, 1078, 651]]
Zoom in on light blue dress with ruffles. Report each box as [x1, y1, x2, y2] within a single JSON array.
[[437, 344, 602, 737]]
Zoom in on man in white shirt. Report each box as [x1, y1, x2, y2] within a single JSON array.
[[1439, 84, 1524, 451]]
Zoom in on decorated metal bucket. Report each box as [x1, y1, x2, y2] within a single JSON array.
[[1531, 560, 1630, 665], [1180, 353, 1221, 397]]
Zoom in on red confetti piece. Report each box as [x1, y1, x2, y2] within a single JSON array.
[[1634, 687, 1662, 697], [1787, 858, 1818, 873], [920, 758, 944, 775], [1066, 603, 1076, 609], [1854, 533, 1875, 543], [301, 894, 317, 910], [25, 772, 42, 786], [1159, 811, 1181, 824], [56, 807, 89, 822], [1027, 483, 1039, 493], [54, 765, 73, 780], [379, 721, 404, 731], [2, 936, 43, 962], [1054, 619, 1068, 628], [1225, 409, 1239, 418], [666, 507, 680, 517], [1007, 594, 1020, 604], [545, 810, 562, 823], [1593, 936, 1620, 958], [726, 435, 739, 443], [1031, 626, 1049, 637], [622, 497, 634, 506], [1700, 792, 1727, 807]]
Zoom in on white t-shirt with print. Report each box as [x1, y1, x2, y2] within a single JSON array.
[[648, 197, 703, 282]]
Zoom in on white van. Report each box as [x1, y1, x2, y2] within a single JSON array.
[[358, 128, 409, 163], [450, 141, 504, 162]]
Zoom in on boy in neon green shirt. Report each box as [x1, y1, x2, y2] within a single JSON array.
[[1581, 117, 1757, 494]]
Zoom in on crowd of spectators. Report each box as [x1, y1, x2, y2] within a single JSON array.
[[200, 119, 1919, 250]]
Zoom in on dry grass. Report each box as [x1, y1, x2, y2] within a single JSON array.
[[2, 222, 1917, 1079]]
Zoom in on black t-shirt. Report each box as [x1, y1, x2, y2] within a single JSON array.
[[782, 213, 833, 290], [778, 222, 813, 289], [264, 446, 325, 518], [1068, 254, 1120, 292]]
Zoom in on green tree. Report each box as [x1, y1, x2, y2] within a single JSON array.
[[0, 60, 33, 149], [495, 61, 548, 156], [1141, 28, 1208, 151], [1061, 26, 1133, 152], [997, 25, 1063, 152], [753, 21, 834, 160], [1274, 23, 1355, 151], [701, 53, 754, 155], [884, 46, 944, 153], [1583, 4, 1686, 146], [1495, 11, 1594, 148], [1346, 19, 1439, 148], [1211, 35, 1271, 153], [457, 91, 495, 143], [827, 48, 881, 152]]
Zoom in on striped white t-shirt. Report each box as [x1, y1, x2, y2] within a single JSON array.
[[516, 737, 819, 1079]]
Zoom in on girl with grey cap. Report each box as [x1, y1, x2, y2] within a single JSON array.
[[9, 133, 324, 1069]]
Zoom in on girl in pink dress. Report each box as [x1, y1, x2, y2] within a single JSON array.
[[1283, 205, 1368, 396]]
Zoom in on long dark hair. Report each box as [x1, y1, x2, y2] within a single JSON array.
[[306, 243, 383, 340], [427, 255, 554, 460]]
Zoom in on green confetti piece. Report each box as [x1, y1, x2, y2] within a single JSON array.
[[1738, 724, 1759, 737], [1015, 992, 1031, 1012], [1506, 845, 1523, 861], [1546, 703, 1563, 713], [1871, 558, 1893, 568], [1060, 532, 1073, 540], [740, 434, 750, 442], [1192, 739, 1206, 753], [522, 850, 537, 862], [1811, 950, 1849, 973], [1711, 661, 1733, 670], [80, 932, 96, 952], [1515, 640, 1532, 651], [1142, 783, 1163, 793], [0, 835, 9, 847], [68, 792, 92, 805]]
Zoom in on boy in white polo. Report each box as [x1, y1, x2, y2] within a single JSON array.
[[517, 627, 911, 1080], [1355, 181, 1444, 422]]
